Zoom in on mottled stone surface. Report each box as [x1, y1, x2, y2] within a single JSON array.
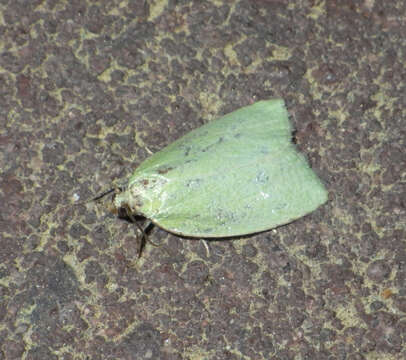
[[0, 1, 405, 359]]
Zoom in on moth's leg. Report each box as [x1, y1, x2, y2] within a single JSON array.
[[202, 239, 210, 258], [145, 222, 161, 247], [122, 204, 147, 258], [136, 220, 154, 258], [136, 224, 147, 259], [122, 205, 160, 257], [137, 221, 162, 254]]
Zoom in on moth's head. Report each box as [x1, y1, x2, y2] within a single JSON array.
[[110, 187, 139, 219], [109, 187, 124, 214], [71, 186, 128, 217]]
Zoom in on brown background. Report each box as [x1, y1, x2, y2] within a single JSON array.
[[0, 1, 405, 359]]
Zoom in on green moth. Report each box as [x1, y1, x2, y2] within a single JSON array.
[[111, 99, 328, 238]]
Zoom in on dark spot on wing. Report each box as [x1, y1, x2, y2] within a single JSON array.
[[184, 145, 191, 156], [215, 207, 239, 226], [186, 178, 203, 188], [255, 170, 269, 184], [157, 166, 174, 174], [201, 136, 226, 153]]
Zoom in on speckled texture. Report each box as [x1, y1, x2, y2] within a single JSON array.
[[0, 1, 405, 359]]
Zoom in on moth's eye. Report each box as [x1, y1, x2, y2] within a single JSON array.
[[118, 206, 128, 218], [115, 203, 134, 221]]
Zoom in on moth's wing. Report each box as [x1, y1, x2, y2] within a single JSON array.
[[129, 99, 328, 237]]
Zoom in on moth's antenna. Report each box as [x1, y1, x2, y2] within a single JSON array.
[[90, 188, 117, 202], [72, 187, 118, 207]]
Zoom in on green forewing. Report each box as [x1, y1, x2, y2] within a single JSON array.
[[122, 99, 327, 237]]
